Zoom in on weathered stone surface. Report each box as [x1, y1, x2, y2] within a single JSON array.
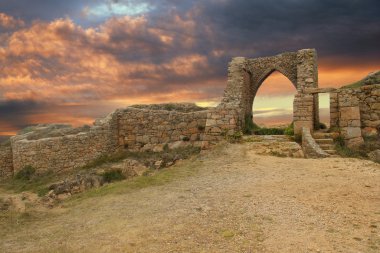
[[340, 107, 360, 121], [0, 144, 13, 178], [362, 127, 378, 137], [332, 84, 380, 146], [301, 127, 329, 158], [245, 135, 304, 158]]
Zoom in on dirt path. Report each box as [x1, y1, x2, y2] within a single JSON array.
[[1, 142, 379, 253]]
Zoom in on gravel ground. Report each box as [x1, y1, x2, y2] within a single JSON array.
[[1, 142, 379, 253]]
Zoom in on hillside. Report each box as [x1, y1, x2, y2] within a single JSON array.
[[342, 70, 380, 89], [1, 141, 379, 252]]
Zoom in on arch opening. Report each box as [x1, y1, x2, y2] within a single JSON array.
[[251, 71, 297, 131]]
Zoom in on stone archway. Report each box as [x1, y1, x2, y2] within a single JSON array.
[[218, 49, 320, 135]]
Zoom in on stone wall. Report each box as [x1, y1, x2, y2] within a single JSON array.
[[203, 106, 242, 143], [115, 107, 208, 152], [330, 84, 380, 145], [10, 120, 117, 174], [0, 145, 13, 178], [356, 84, 380, 136]]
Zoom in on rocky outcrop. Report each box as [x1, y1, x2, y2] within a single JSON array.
[[245, 135, 304, 158], [46, 159, 149, 201]]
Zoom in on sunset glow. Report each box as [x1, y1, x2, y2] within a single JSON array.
[[0, 0, 379, 135]]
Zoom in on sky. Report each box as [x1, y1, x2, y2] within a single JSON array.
[[0, 0, 380, 135]]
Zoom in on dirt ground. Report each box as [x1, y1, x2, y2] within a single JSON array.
[[1, 142, 379, 253]]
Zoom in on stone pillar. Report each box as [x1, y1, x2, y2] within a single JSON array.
[[221, 57, 247, 106], [219, 57, 248, 130], [294, 93, 315, 135], [330, 92, 339, 129], [337, 92, 364, 148], [296, 49, 319, 132]]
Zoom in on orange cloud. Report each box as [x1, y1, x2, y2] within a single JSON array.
[[0, 13, 24, 29]]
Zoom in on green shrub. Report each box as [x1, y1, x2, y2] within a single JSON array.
[[182, 136, 190, 142], [102, 170, 126, 183], [254, 128, 285, 135], [243, 115, 258, 135], [334, 135, 370, 158], [15, 165, 36, 181], [334, 135, 345, 147], [226, 131, 243, 143], [284, 122, 294, 136]]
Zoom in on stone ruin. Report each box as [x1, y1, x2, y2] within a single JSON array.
[[0, 49, 379, 177]]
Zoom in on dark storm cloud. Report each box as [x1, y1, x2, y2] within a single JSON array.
[[0, 100, 46, 130], [195, 0, 380, 66]]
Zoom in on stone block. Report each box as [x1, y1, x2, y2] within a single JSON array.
[[294, 120, 313, 135], [345, 137, 364, 148], [340, 107, 360, 121], [362, 127, 378, 137], [344, 127, 362, 138]]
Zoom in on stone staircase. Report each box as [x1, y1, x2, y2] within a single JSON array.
[[312, 132, 338, 156]]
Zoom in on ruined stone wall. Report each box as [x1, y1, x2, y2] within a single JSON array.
[[330, 84, 380, 141], [11, 121, 117, 174], [0, 145, 13, 178], [115, 107, 208, 151], [221, 49, 319, 134], [203, 106, 242, 143], [356, 84, 380, 136]]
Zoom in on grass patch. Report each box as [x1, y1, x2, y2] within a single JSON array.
[[334, 135, 380, 159], [245, 121, 294, 136], [14, 165, 36, 181], [82, 146, 201, 170], [0, 169, 57, 196], [0, 146, 201, 197], [66, 157, 201, 206]]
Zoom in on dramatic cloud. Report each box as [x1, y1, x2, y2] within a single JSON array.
[[0, 13, 24, 30], [0, 0, 379, 134]]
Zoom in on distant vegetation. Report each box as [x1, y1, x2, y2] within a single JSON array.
[[342, 70, 380, 89], [243, 116, 294, 136]]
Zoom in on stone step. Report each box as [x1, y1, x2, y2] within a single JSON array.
[[315, 138, 334, 145], [319, 143, 335, 150], [325, 150, 337, 155], [313, 132, 335, 139]]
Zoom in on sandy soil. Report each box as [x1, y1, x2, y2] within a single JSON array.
[[1, 142, 379, 253]]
